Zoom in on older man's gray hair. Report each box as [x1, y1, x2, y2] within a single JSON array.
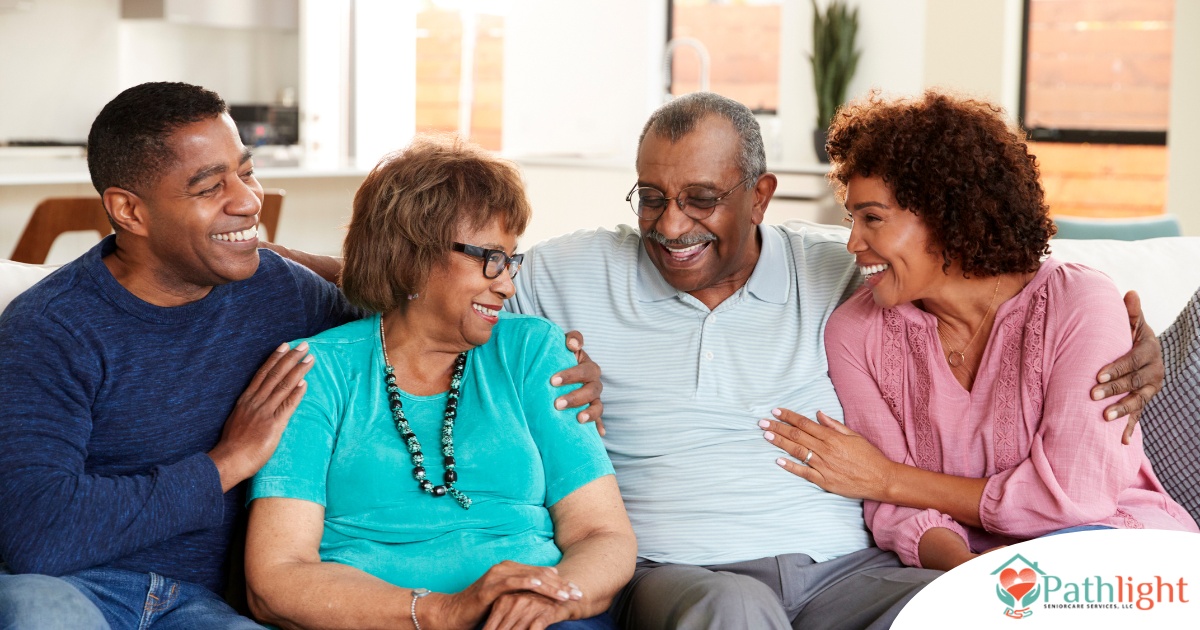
[[637, 92, 766, 188]]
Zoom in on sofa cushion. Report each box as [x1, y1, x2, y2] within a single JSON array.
[[0, 259, 56, 314], [1047, 237, 1200, 335]]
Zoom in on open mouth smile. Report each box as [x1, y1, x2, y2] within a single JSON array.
[[858, 262, 889, 278], [472, 302, 501, 323], [211, 226, 258, 243], [661, 241, 710, 262], [858, 263, 890, 287]]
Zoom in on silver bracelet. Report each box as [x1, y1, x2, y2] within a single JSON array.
[[410, 588, 431, 630]]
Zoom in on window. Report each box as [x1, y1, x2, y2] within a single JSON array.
[[1020, 0, 1174, 218], [668, 0, 781, 112], [415, 1, 505, 150]]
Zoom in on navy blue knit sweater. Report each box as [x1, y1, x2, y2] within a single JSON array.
[[0, 237, 359, 592]]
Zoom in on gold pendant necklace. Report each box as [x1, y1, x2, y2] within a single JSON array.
[[937, 276, 1002, 368]]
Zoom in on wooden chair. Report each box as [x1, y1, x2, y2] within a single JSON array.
[[258, 189, 284, 243], [9, 189, 286, 264], [10, 197, 111, 264]]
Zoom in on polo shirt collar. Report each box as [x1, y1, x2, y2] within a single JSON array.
[[635, 225, 789, 304]]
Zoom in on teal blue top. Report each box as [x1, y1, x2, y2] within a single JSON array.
[[249, 312, 613, 593]]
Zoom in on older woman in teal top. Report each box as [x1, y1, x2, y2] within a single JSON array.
[[245, 136, 635, 630]]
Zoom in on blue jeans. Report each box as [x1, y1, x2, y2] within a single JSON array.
[[0, 565, 260, 630], [546, 613, 618, 629], [1044, 525, 1115, 537]]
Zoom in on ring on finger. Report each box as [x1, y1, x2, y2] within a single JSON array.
[[803, 449, 814, 465]]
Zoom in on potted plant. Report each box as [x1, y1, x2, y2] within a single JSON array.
[[809, 0, 860, 162]]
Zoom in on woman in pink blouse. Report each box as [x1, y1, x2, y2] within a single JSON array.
[[764, 91, 1197, 571]]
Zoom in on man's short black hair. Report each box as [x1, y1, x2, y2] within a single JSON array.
[[87, 82, 228, 199]]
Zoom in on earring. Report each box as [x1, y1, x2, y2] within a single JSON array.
[[407, 293, 419, 300]]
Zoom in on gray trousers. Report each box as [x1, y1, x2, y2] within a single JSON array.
[[612, 547, 941, 630]]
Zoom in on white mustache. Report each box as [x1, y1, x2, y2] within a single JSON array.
[[646, 230, 717, 247]]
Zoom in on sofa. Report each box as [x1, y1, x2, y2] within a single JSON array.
[[2, 231, 1199, 600]]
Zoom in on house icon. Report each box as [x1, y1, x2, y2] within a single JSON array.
[[990, 554, 1047, 576]]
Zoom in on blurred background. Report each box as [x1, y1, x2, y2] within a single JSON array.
[[1, 0, 1196, 262]]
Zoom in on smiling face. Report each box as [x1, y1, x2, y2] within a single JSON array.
[[417, 217, 518, 350], [134, 114, 264, 296], [635, 116, 767, 309], [845, 174, 951, 308]]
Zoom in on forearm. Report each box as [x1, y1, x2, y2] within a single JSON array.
[[883, 463, 987, 529], [248, 561, 417, 630], [917, 527, 976, 571], [0, 452, 224, 575], [261, 242, 343, 284], [554, 530, 637, 618]]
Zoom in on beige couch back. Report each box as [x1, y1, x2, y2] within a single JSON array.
[[0, 259, 55, 314]]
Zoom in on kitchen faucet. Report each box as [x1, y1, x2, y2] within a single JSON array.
[[662, 37, 711, 102]]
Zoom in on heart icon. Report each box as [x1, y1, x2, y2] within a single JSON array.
[[999, 568, 1037, 601]]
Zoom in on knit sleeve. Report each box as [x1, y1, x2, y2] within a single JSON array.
[[0, 313, 224, 576], [276, 252, 365, 335]]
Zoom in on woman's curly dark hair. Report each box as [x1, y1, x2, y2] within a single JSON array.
[[826, 90, 1055, 277]]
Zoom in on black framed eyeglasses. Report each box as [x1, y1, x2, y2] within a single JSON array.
[[451, 242, 524, 279], [625, 175, 754, 221]]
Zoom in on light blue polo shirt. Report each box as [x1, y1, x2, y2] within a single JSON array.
[[509, 223, 869, 564]]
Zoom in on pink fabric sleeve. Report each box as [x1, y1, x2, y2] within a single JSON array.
[[980, 266, 1141, 537], [825, 294, 972, 568]]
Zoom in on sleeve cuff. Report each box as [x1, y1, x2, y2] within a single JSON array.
[[248, 475, 328, 507], [900, 510, 972, 569], [161, 452, 227, 531]]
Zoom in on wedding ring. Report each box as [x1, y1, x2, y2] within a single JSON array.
[[803, 450, 814, 465]]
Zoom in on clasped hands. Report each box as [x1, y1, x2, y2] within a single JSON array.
[[426, 561, 586, 630]]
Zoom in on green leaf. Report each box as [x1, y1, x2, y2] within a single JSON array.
[[809, 0, 861, 127]]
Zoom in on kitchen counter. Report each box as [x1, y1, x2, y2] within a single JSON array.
[[0, 146, 373, 262]]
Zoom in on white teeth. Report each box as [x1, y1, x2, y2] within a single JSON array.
[[859, 263, 889, 277], [666, 243, 704, 254], [211, 226, 259, 242], [473, 304, 499, 317]]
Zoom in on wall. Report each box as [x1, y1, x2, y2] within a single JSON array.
[[0, 0, 298, 143], [502, 0, 665, 163], [923, 0, 1011, 105], [1167, 0, 1200, 234], [0, 0, 120, 142], [119, 21, 298, 105]]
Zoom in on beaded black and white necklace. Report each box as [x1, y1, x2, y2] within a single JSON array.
[[380, 317, 472, 510]]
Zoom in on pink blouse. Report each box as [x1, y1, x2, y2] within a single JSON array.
[[825, 258, 1198, 568]]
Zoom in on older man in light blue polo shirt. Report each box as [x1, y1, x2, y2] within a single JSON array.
[[507, 92, 937, 630]]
